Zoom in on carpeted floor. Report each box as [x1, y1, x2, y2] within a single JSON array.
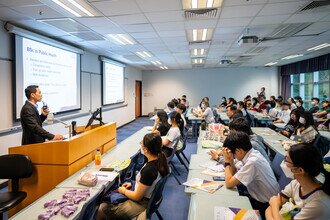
[[117, 117, 197, 220]]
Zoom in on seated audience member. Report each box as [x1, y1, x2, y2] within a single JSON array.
[[226, 105, 238, 123], [295, 99, 305, 113], [271, 102, 291, 128], [252, 97, 259, 109], [220, 96, 227, 107], [308, 97, 319, 114], [226, 97, 237, 107], [195, 101, 215, 124], [295, 111, 319, 143], [257, 87, 266, 99], [268, 101, 278, 118], [166, 101, 175, 117], [222, 131, 279, 219], [214, 117, 270, 163], [246, 100, 253, 110], [171, 98, 179, 107], [266, 144, 330, 220], [96, 133, 169, 220], [176, 103, 187, 127], [277, 96, 283, 103], [275, 99, 282, 111], [313, 100, 330, 119], [279, 109, 301, 137], [162, 112, 183, 157], [244, 95, 252, 102], [181, 95, 189, 108], [151, 110, 170, 136], [256, 95, 268, 112], [269, 95, 276, 102], [237, 101, 247, 117], [287, 97, 297, 110]]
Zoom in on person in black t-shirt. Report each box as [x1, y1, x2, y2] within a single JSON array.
[[151, 110, 170, 136], [97, 133, 169, 220], [308, 97, 320, 114]]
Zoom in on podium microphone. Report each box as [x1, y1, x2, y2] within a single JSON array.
[[47, 113, 55, 125]]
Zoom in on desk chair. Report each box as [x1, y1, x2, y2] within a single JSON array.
[[313, 134, 329, 157], [166, 139, 181, 185], [145, 174, 169, 220], [271, 153, 291, 190], [0, 154, 33, 220], [175, 130, 189, 171], [75, 185, 105, 220]]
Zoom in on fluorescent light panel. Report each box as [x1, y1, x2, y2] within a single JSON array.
[[184, 0, 221, 9], [52, 0, 81, 17], [68, 0, 94, 16], [192, 58, 204, 64], [191, 49, 207, 56], [265, 62, 278, 66], [188, 29, 213, 42], [281, 54, 303, 60], [307, 43, 330, 51], [108, 34, 135, 45], [136, 51, 152, 58]]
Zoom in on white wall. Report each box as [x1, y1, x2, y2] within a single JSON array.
[[142, 67, 279, 115], [0, 21, 142, 155]]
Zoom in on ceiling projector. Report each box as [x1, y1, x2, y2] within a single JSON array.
[[237, 35, 259, 47]]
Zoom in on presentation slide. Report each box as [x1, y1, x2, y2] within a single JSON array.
[[102, 61, 124, 105], [15, 36, 81, 119]]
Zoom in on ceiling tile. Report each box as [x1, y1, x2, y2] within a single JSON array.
[[220, 5, 264, 18], [91, 0, 141, 16], [224, 0, 267, 6], [144, 10, 184, 23], [122, 23, 154, 33], [152, 21, 184, 31], [135, 0, 182, 12], [284, 12, 330, 23], [217, 17, 253, 27], [157, 30, 186, 37], [0, 7, 31, 20], [185, 19, 218, 29], [74, 17, 116, 27], [258, 1, 309, 16], [130, 31, 159, 39], [10, 5, 63, 19], [250, 14, 291, 25], [109, 13, 148, 25], [0, 0, 41, 7]]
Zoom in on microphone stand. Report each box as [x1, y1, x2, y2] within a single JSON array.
[[53, 118, 72, 138]]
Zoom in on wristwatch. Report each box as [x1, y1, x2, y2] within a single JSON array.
[[224, 162, 231, 168]]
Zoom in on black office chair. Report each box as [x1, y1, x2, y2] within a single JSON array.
[[175, 129, 190, 171], [0, 154, 33, 220], [145, 174, 169, 220], [76, 185, 105, 220], [166, 138, 181, 185]]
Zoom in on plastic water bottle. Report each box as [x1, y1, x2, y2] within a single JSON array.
[[95, 149, 101, 166]]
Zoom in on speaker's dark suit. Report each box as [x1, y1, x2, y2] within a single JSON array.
[[20, 101, 54, 145]]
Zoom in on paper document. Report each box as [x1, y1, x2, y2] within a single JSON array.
[[183, 178, 223, 193], [214, 207, 261, 220]]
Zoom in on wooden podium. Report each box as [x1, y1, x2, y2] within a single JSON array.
[[8, 122, 116, 216]]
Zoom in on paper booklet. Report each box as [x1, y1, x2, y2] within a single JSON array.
[[214, 206, 261, 220], [201, 140, 223, 149], [183, 178, 223, 193], [200, 161, 225, 172]]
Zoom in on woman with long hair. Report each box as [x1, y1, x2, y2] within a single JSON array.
[[151, 110, 170, 136], [97, 133, 169, 220], [266, 143, 330, 219], [162, 111, 183, 157]]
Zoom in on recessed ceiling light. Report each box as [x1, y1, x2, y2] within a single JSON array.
[[307, 43, 330, 51], [68, 0, 94, 16], [136, 51, 152, 58], [52, 0, 82, 17], [187, 29, 213, 42], [155, 61, 162, 65], [182, 0, 223, 10], [192, 58, 204, 64], [107, 34, 136, 45], [191, 49, 207, 56], [281, 54, 303, 60], [265, 62, 278, 66]]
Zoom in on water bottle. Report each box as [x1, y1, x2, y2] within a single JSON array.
[[95, 149, 101, 166]]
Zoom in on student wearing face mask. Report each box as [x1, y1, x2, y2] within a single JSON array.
[[295, 111, 319, 143], [308, 97, 319, 114], [151, 110, 170, 136], [162, 112, 183, 157], [279, 109, 301, 137], [266, 144, 330, 220], [287, 97, 297, 111], [96, 133, 169, 220], [295, 99, 305, 113], [195, 101, 215, 124], [176, 103, 187, 127], [222, 131, 279, 219]]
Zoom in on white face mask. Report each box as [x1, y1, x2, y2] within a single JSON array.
[[327, 114, 330, 119], [168, 118, 172, 125], [280, 160, 294, 179], [311, 101, 315, 105], [201, 104, 205, 109], [296, 102, 301, 107], [299, 117, 305, 124]]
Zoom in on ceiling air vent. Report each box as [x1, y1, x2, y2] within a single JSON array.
[[300, 0, 330, 11], [264, 23, 312, 39], [188, 40, 211, 45], [70, 31, 105, 41], [235, 55, 253, 62], [184, 8, 218, 19], [243, 46, 268, 55]]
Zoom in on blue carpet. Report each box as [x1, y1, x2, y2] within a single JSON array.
[[117, 117, 197, 220]]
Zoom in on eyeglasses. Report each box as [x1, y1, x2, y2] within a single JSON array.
[[284, 156, 294, 164]]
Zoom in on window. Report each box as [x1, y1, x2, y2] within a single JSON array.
[[290, 70, 330, 109]]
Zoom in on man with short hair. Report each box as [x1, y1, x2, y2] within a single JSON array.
[[166, 101, 175, 117], [222, 131, 279, 219], [308, 97, 320, 114], [182, 95, 189, 108], [176, 103, 187, 127], [272, 102, 291, 129], [20, 85, 63, 145]]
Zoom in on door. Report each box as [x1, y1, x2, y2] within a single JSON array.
[[135, 80, 142, 118]]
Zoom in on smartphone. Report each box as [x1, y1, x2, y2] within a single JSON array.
[[213, 176, 225, 181], [99, 167, 114, 172]]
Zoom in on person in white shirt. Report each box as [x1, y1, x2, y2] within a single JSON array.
[[194, 101, 215, 124], [162, 112, 183, 157], [268, 101, 278, 118], [266, 144, 330, 220], [222, 131, 280, 219], [287, 97, 297, 110], [181, 95, 189, 108], [271, 102, 291, 129]]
